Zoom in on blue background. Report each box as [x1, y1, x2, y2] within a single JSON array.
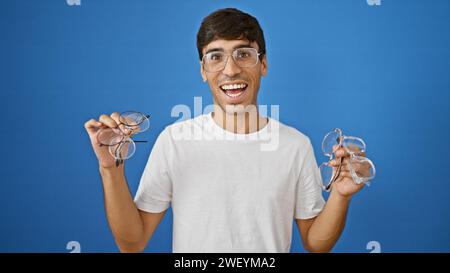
[[0, 0, 449, 253]]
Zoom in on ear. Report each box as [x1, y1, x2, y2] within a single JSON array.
[[200, 61, 207, 82], [260, 55, 268, 77]]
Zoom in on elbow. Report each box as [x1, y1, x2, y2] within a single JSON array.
[[115, 238, 147, 253], [304, 244, 333, 253], [118, 244, 145, 253], [304, 239, 334, 253]]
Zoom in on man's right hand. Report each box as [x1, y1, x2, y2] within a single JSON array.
[[84, 112, 166, 252], [84, 112, 127, 169]]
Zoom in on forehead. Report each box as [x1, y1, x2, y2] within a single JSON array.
[[203, 39, 259, 53]]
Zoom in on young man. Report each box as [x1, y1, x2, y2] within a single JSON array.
[[84, 8, 366, 253]]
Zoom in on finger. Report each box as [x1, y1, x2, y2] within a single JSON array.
[[330, 157, 350, 167], [110, 112, 129, 134], [339, 161, 351, 172], [335, 147, 350, 158], [336, 168, 368, 187], [353, 161, 372, 177], [333, 144, 340, 153], [84, 119, 103, 132], [329, 159, 338, 167], [335, 170, 353, 180], [350, 147, 366, 157], [110, 112, 121, 125], [99, 114, 118, 129]]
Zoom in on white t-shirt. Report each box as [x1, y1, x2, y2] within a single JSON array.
[[134, 113, 325, 252]]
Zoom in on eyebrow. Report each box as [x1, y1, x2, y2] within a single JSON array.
[[204, 43, 254, 55]]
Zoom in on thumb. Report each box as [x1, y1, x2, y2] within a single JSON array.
[[84, 119, 103, 135]]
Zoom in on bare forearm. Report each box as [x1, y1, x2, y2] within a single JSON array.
[[306, 189, 351, 252], [99, 165, 145, 247]]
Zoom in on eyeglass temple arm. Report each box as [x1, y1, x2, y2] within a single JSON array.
[[115, 142, 122, 167], [325, 157, 343, 191], [325, 136, 344, 191]]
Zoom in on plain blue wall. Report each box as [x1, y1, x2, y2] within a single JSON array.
[[0, 0, 449, 252]]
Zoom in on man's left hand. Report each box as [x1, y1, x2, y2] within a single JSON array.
[[329, 145, 368, 197]]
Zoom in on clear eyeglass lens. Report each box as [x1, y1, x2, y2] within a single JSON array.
[[349, 155, 376, 184], [120, 111, 144, 126], [233, 48, 258, 67], [319, 162, 336, 191], [204, 48, 258, 72], [322, 129, 342, 157], [319, 129, 376, 190], [119, 111, 150, 134], [108, 137, 136, 160], [97, 128, 123, 146], [134, 115, 150, 133], [342, 136, 366, 155]]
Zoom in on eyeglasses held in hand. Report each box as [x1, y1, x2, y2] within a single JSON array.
[[97, 111, 150, 167], [318, 128, 376, 192]]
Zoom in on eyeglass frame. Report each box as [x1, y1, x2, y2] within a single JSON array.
[[97, 111, 150, 167], [320, 128, 371, 191], [201, 47, 265, 73]]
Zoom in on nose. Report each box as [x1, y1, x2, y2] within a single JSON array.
[[222, 56, 242, 77]]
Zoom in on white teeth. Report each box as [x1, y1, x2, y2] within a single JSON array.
[[226, 91, 243, 98], [220, 83, 247, 90]]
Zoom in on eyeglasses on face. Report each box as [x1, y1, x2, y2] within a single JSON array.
[[202, 47, 264, 72]]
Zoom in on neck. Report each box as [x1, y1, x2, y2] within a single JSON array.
[[211, 104, 268, 134]]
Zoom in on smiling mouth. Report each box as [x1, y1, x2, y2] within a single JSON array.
[[219, 83, 248, 99]]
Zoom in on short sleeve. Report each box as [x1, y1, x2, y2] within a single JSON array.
[[134, 128, 172, 213], [294, 139, 326, 219]]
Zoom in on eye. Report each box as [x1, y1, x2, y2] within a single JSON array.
[[208, 52, 223, 61], [237, 51, 250, 58]]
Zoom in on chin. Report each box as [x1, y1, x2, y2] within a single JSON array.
[[220, 101, 257, 116]]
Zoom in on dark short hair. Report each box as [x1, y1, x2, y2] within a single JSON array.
[[196, 8, 266, 60]]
